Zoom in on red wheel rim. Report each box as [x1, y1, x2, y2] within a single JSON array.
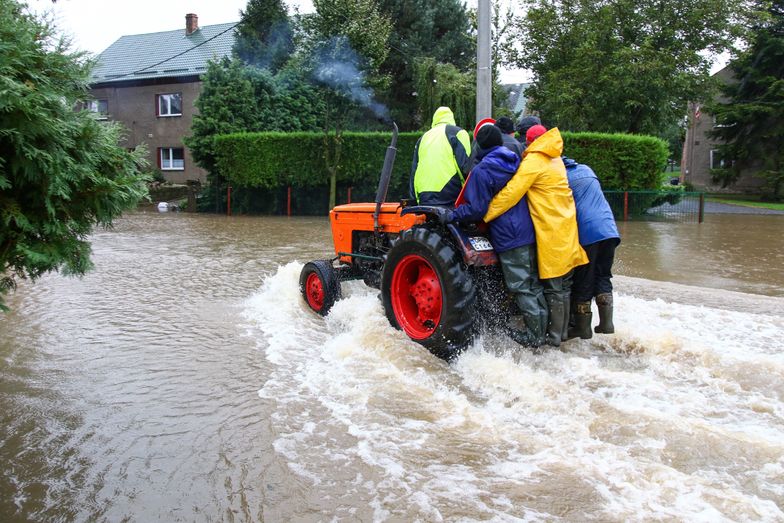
[[305, 272, 325, 311], [390, 254, 442, 339]]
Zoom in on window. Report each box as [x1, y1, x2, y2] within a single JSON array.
[[159, 147, 184, 170], [86, 99, 108, 119], [157, 93, 182, 117], [710, 149, 734, 170]]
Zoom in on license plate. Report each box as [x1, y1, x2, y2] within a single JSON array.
[[468, 236, 493, 251]]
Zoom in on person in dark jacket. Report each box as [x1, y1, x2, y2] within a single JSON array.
[[563, 157, 621, 339], [495, 116, 524, 158], [515, 115, 541, 142], [449, 125, 547, 348], [410, 106, 472, 206]]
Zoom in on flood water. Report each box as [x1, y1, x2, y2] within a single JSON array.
[[1, 212, 783, 522]]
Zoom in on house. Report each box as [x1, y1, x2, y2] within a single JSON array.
[[680, 66, 765, 193], [88, 14, 235, 183], [500, 83, 531, 117]]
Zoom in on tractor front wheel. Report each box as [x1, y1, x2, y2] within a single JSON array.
[[381, 227, 476, 360], [300, 260, 341, 316]]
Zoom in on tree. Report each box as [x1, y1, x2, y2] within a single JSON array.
[[299, 0, 392, 208], [185, 57, 324, 210], [505, 0, 755, 138], [233, 0, 294, 73], [376, 0, 474, 129], [0, 0, 148, 309], [709, 1, 784, 200]]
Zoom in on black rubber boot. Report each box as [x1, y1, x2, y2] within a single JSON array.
[[594, 293, 615, 334], [561, 295, 570, 342], [567, 301, 593, 340], [545, 295, 565, 347]]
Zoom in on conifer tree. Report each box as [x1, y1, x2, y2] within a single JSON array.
[[233, 0, 294, 73], [0, 0, 148, 309], [709, 1, 784, 200]]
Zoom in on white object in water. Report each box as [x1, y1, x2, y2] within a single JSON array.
[[157, 202, 169, 213]]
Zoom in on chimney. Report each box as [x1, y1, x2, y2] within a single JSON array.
[[186, 13, 198, 35]]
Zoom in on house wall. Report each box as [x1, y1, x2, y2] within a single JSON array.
[[90, 80, 206, 184], [682, 68, 766, 194]]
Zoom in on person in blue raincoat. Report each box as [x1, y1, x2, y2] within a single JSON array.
[[563, 157, 621, 339], [445, 124, 548, 349]]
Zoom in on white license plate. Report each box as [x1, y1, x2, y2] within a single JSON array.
[[468, 236, 493, 251]]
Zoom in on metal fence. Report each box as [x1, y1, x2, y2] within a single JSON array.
[[603, 190, 705, 223]]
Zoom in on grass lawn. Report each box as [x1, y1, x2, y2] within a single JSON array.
[[707, 194, 784, 211]]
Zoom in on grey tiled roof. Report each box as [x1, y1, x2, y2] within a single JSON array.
[[502, 83, 530, 115], [91, 22, 236, 84]]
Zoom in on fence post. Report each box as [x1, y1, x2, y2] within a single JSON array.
[[347, 186, 352, 204], [623, 191, 629, 221], [287, 186, 292, 217], [227, 185, 232, 216], [698, 192, 705, 223]]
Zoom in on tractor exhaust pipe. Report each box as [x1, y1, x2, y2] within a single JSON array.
[[374, 122, 398, 234]]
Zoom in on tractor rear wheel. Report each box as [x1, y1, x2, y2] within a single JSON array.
[[381, 226, 476, 360], [300, 260, 341, 316]]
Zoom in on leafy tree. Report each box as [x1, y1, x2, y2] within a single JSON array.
[[506, 0, 756, 138], [413, 58, 476, 129], [376, 0, 474, 129], [233, 0, 294, 73], [0, 0, 148, 309], [299, 0, 392, 208], [709, 0, 784, 200], [185, 57, 324, 210]]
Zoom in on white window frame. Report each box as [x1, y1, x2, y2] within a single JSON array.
[[157, 93, 182, 117], [86, 99, 108, 120], [160, 147, 185, 171]]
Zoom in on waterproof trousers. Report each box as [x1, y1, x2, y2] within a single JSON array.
[[498, 244, 548, 339], [571, 238, 618, 302]]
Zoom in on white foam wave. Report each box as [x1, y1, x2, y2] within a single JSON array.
[[243, 264, 784, 521]]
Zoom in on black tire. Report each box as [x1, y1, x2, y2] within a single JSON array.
[[300, 260, 341, 316], [381, 226, 476, 360]]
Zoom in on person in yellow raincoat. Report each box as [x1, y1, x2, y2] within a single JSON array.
[[484, 125, 588, 347]]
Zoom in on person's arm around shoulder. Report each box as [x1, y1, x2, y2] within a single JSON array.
[[483, 156, 538, 222], [447, 126, 472, 177], [453, 167, 493, 223]]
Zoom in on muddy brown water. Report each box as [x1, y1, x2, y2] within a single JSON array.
[[1, 212, 783, 521]]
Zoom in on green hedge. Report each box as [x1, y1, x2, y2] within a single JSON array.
[[214, 130, 669, 201], [562, 131, 669, 190]]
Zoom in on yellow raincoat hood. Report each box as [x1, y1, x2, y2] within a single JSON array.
[[431, 106, 456, 128], [484, 127, 587, 279]]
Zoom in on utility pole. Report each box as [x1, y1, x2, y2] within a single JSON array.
[[476, 0, 492, 123]]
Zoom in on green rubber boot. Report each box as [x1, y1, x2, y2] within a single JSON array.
[[567, 301, 593, 340], [594, 293, 615, 334], [546, 295, 565, 347]]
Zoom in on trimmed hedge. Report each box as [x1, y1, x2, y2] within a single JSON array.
[[214, 130, 669, 202], [562, 131, 669, 190]]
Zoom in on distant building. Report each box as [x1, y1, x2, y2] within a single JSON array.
[[500, 83, 531, 117], [88, 14, 235, 183], [681, 66, 765, 193]]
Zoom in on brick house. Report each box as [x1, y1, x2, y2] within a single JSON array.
[[88, 14, 235, 183], [681, 66, 765, 193]]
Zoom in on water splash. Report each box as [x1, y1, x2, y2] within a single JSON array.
[[242, 263, 784, 520]]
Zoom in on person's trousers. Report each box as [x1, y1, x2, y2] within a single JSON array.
[[498, 244, 547, 320], [571, 238, 618, 303]]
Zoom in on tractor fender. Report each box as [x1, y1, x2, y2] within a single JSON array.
[[400, 206, 498, 267]]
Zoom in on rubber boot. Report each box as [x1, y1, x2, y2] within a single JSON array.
[[545, 295, 565, 347], [561, 295, 570, 342], [567, 301, 593, 340], [594, 293, 615, 334]]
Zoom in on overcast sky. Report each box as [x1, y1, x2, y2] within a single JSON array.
[[26, 0, 531, 83]]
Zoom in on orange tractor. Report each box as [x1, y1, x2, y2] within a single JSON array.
[[300, 124, 513, 360]]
